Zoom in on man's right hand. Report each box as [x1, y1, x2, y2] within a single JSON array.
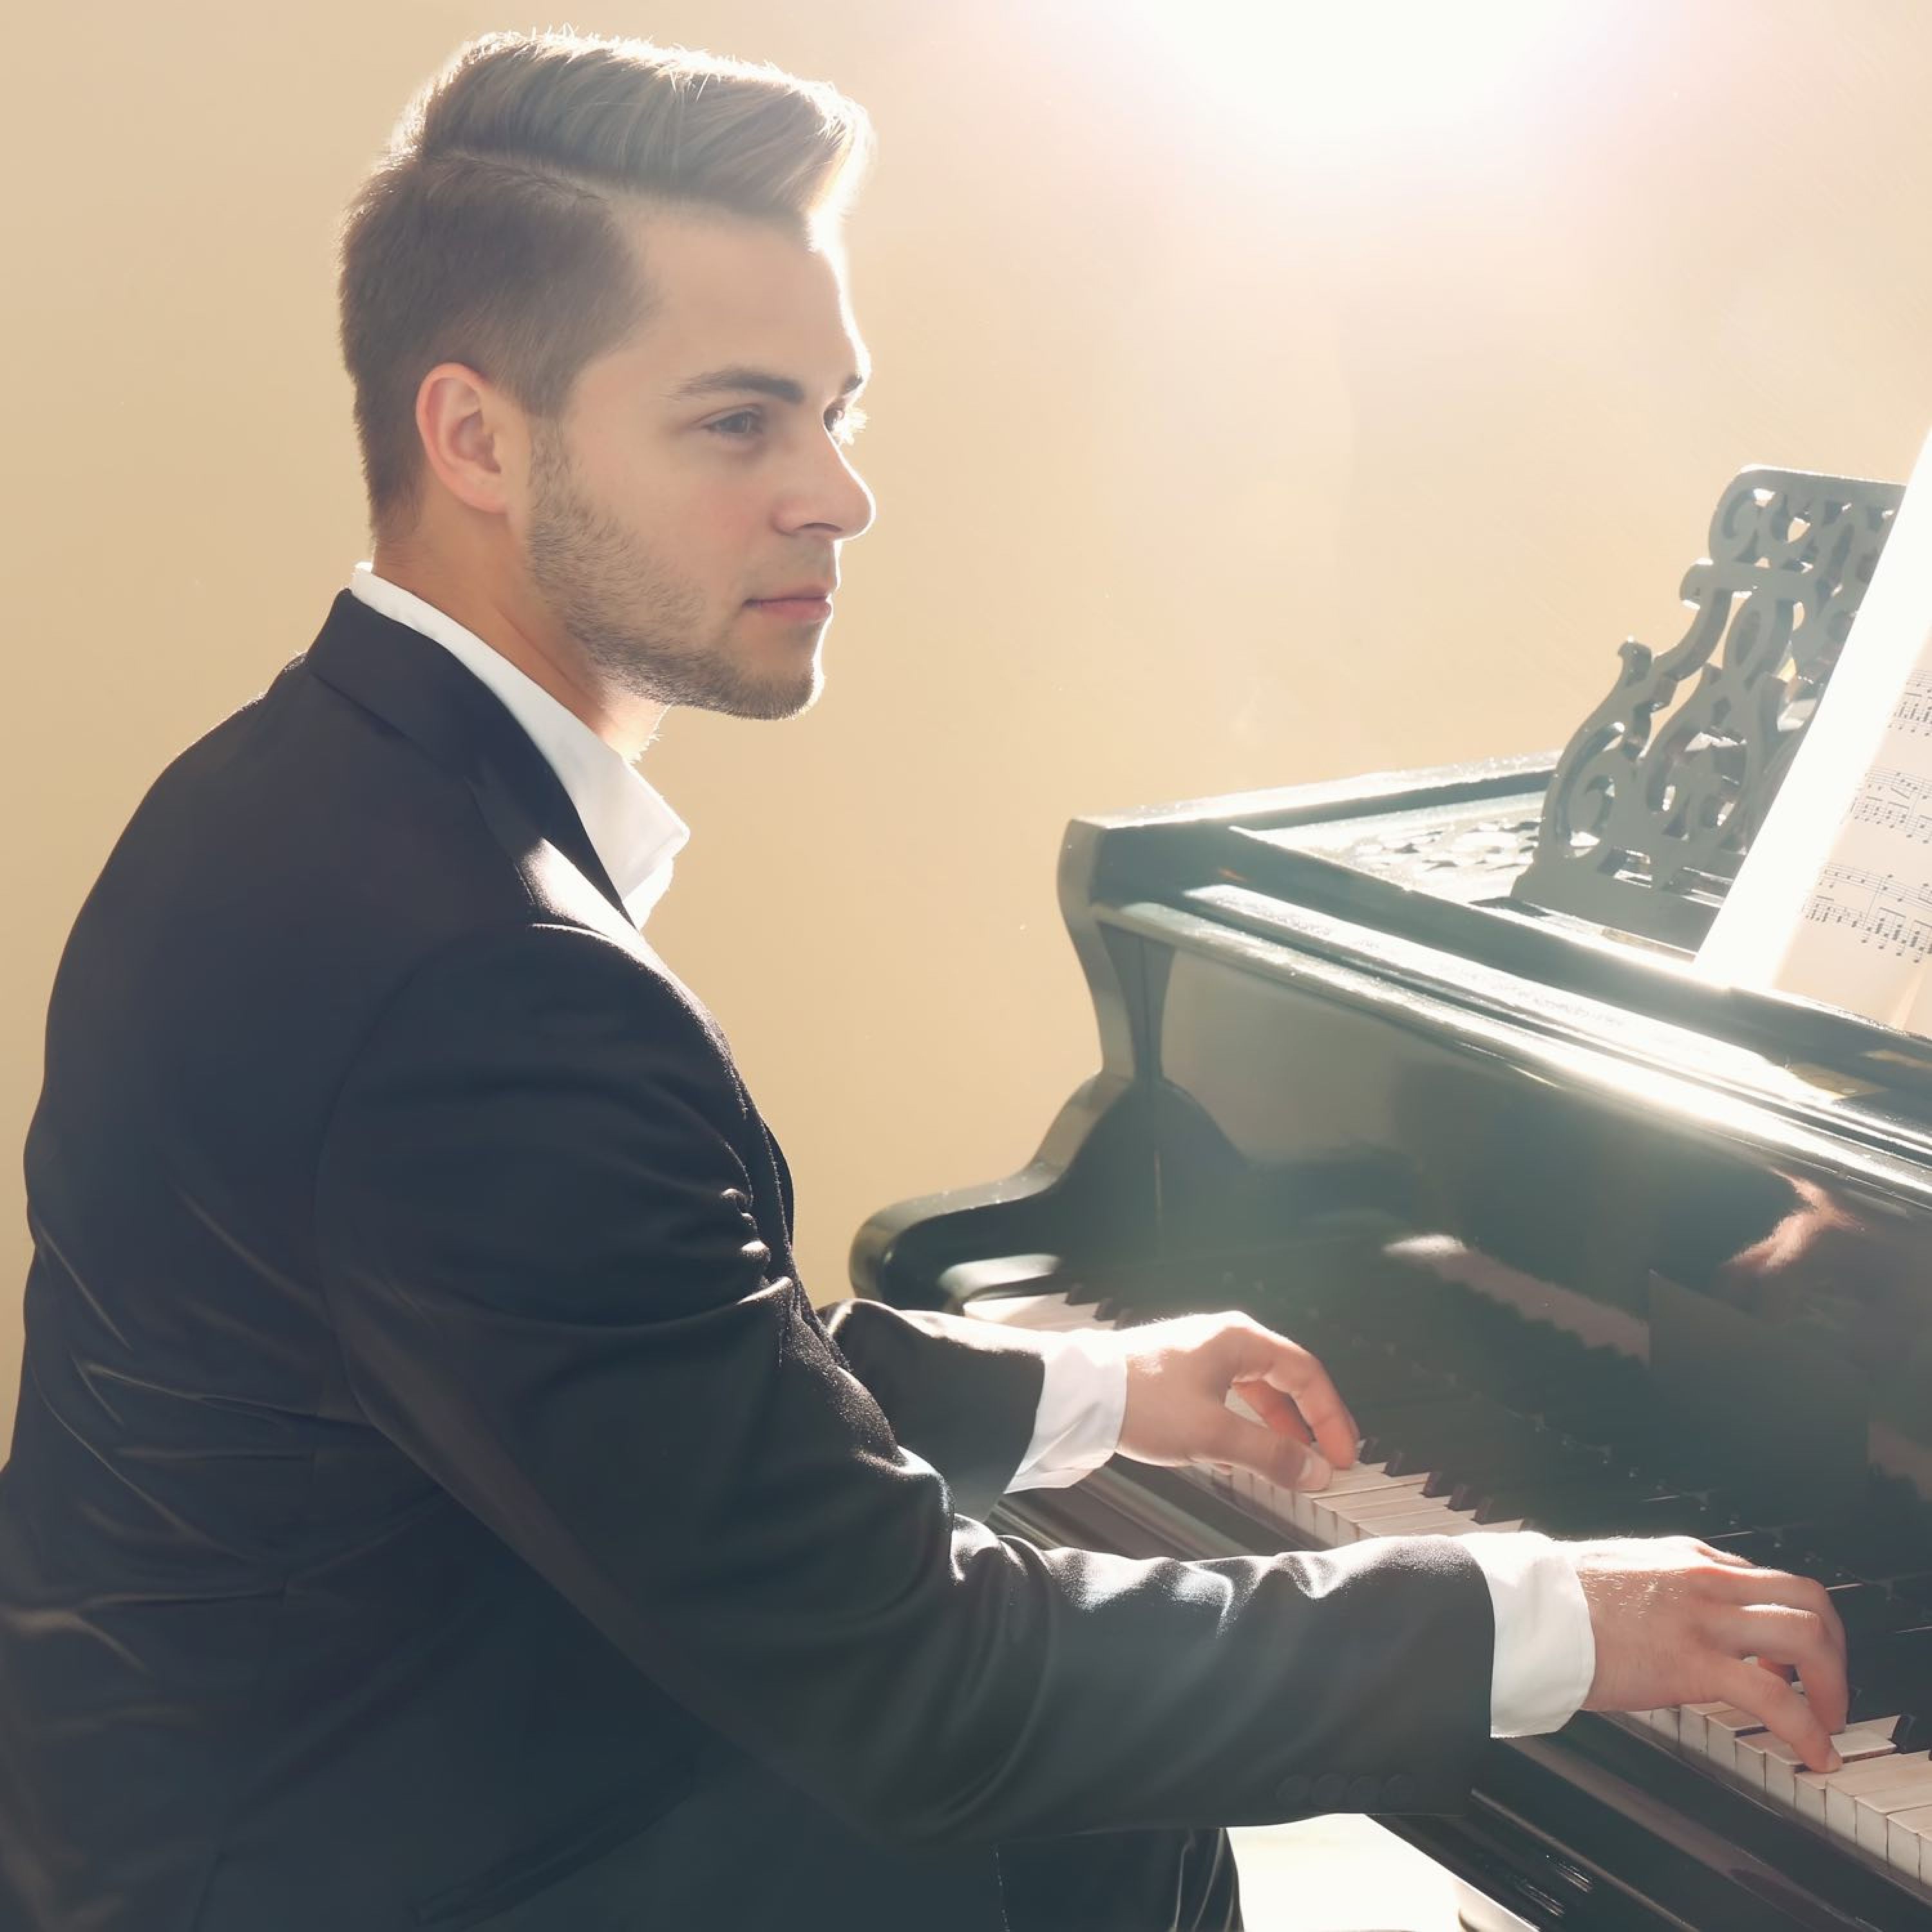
[[1573, 1537, 1848, 1771]]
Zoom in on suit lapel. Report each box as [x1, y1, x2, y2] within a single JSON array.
[[303, 591, 633, 925]]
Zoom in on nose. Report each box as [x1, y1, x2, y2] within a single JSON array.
[[780, 438, 875, 542]]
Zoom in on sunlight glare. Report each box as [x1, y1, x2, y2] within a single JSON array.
[[1103, 0, 1603, 158]]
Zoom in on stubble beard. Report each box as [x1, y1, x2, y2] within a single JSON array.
[[524, 429, 822, 723]]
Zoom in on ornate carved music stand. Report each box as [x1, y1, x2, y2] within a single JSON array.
[[1513, 468, 1904, 950]]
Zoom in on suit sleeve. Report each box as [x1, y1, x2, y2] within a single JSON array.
[[313, 922, 1494, 1846], [815, 1300, 1046, 1518]]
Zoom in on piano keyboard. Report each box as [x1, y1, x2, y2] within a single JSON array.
[[965, 1281, 1932, 1898]]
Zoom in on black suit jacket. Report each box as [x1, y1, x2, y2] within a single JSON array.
[[0, 593, 1494, 1930]]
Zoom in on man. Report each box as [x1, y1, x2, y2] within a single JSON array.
[[0, 30, 1848, 1932]]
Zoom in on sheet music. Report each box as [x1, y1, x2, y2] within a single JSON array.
[[1801, 864, 1932, 958], [1889, 671, 1932, 739], [1847, 764, 1932, 837], [1698, 424, 1932, 1031]]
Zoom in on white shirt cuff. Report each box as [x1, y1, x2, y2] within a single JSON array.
[[1459, 1531, 1595, 1737], [1007, 1327, 1128, 1491]]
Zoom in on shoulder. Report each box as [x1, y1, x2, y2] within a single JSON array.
[[341, 920, 752, 1131], [374, 916, 726, 1046]]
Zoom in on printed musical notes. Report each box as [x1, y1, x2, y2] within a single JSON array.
[[1847, 768, 1932, 842], [1800, 864, 1932, 962], [1893, 670, 1932, 737]]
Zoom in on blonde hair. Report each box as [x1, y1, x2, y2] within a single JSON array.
[[339, 32, 873, 527]]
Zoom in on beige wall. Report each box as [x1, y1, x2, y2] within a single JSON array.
[[7, 0, 1932, 1450]]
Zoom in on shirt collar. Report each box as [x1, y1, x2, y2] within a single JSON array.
[[348, 565, 688, 927]]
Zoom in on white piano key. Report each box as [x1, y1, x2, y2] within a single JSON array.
[[1317, 1461, 1423, 1495], [1321, 1478, 1437, 1519], [1287, 1490, 1329, 1538], [1245, 1475, 1302, 1537], [1732, 1715, 1866, 1798], [1832, 1721, 1905, 1765], [1855, 1771, 1932, 1855], [1756, 1736, 1812, 1810], [1359, 1504, 1482, 1537], [1790, 1743, 1909, 1828], [1675, 1701, 1730, 1758], [1887, 1801, 1932, 1882], [1693, 1706, 1768, 1777], [1795, 1769, 1835, 1826], [1820, 1754, 1931, 1841], [1315, 1505, 1433, 1546], [1308, 1479, 1431, 1543], [1730, 1730, 1783, 1790]]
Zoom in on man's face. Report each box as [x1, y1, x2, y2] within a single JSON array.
[[520, 209, 874, 721]]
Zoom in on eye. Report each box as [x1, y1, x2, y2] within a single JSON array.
[[828, 403, 869, 448], [706, 408, 765, 439]]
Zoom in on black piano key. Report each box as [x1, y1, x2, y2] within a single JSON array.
[[1891, 1711, 1932, 1754], [1417, 1414, 1558, 1497], [1518, 1493, 1689, 1539], [1619, 1491, 1734, 1540], [1360, 1395, 1524, 1474], [1782, 1507, 1927, 1585], [1891, 1573, 1932, 1614], [1736, 1524, 1859, 1589], [1466, 1467, 1678, 1534], [1825, 1583, 1911, 1645], [1320, 1351, 1439, 1408], [1847, 1625, 1932, 1726], [1423, 1421, 1612, 1504]]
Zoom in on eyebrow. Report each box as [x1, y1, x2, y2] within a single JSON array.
[[669, 365, 869, 406]]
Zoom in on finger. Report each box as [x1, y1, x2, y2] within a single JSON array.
[[1714, 1656, 1841, 1774], [1723, 1600, 1839, 1692], [1198, 1409, 1332, 1492], [1707, 1566, 1848, 1665], [1231, 1328, 1358, 1468], [1231, 1376, 1313, 1446], [1705, 1567, 1849, 1734], [1757, 1622, 1848, 1738]]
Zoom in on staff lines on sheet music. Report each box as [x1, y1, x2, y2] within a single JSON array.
[[1847, 764, 1932, 842], [1803, 860, 1932, 960], [1890, 668, 1932, 736]]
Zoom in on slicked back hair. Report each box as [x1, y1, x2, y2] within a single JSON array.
[[339, 32, 873, 530]]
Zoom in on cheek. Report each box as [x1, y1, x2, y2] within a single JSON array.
[[573, 442, 765, 591], [681, 491, 768, 565]]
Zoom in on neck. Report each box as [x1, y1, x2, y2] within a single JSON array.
[[368, 542, 667, 762]]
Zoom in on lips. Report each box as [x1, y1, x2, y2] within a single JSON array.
[[750, 585, 834, 602]]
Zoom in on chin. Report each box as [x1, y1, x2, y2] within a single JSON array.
[[706, 661, 824, 723], [763, 666, 826, 722]]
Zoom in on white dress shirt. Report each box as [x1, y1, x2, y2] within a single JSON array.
[[347, 564, 1595, 1740], [351, 564, 689, 925]]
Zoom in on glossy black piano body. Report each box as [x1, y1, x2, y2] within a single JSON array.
[[853, 755, 1932, 1931]]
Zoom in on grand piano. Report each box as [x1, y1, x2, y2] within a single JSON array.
[[853, 468, 1932, 1929]]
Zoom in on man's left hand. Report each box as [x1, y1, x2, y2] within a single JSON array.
[[1115, 1312, 1357, 1492]]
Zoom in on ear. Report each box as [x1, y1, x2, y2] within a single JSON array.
[[413, 362, 528, 517]]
